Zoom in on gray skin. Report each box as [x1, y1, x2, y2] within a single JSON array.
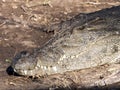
[[11, 6, 120, 76]]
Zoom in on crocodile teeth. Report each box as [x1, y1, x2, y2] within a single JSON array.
[[24, 70, 27, 75], [52, 66, 57, 72]]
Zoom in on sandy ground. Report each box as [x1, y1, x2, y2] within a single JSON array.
[[0, 0, 120, 90]]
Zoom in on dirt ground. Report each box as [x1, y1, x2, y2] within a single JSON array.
[[0, 0, 120, 90]]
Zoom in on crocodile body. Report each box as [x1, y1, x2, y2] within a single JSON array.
[[11, 6, 120, 76]]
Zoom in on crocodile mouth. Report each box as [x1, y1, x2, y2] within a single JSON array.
[[13, 64, 58, 76], [13, 62, 40, 76], [14, 68, 35, 76]]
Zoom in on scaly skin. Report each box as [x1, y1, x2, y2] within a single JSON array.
[[11, 6, 120, 76]]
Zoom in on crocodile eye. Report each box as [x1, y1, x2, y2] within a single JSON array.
[[20, 51, 28, 55]]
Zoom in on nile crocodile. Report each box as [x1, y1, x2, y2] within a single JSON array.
[[11, 6, 120, 76]]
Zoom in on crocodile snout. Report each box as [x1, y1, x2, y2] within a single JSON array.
[[11, 51, 37, 76]]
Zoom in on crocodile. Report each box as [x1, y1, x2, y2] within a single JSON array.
[[11, 6, 120, 76]]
